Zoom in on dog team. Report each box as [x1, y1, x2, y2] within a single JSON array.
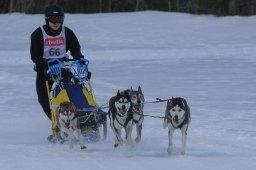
[[51, 86, 191, 155]]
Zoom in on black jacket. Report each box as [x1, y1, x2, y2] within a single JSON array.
[[30, 25, 84, 72]]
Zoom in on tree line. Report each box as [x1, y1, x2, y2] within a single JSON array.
[[1, 0, 256, 16]]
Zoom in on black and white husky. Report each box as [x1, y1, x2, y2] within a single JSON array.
[[108, 90, 133, 148], [130, 86, 145, 143], [163, 97, 191, 155]]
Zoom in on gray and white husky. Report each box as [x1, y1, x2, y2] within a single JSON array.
[[163, 97, 191, 155], [130, 86, 145, 143], [108, 90, 133, 148]]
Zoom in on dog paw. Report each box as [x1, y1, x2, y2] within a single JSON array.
[[80, 146, 87, 150], [167, 148, 172, 155], [134, 137, 141, 143], [125, 141, 133, 146], [102, 136, 107, 141], [114, 144, 119, 148], [59, 139, 65, 144], [119, 140, 123, 146]]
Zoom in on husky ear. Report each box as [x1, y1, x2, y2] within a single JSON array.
[[167, 99, 172, 108], [116, 90, 120, 97], [71, 102, 76, 112], [138, 86, 142, 93], [50, 105, 58, 112], [182, 98, 189, 112], [182, 99, 186, 108], [165, 100, 171, 113], [168, 98, 172, 104]]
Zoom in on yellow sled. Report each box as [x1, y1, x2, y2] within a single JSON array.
[[46, 58, 107, 142]]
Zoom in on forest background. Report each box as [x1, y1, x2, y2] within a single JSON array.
[[1, 0, 256, 16]]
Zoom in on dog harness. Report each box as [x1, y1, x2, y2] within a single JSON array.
[[132, 105, 144, 124], [114, 113, 133, 128]]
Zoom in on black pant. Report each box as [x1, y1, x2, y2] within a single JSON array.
[[36, 71, 51, 120]]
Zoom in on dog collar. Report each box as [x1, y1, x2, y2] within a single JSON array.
[[117, 113, 126, 117], [133, 114, 143, 124], [115, 113, 133, 127]]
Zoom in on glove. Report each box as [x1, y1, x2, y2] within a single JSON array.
[[87, 72, 91, 80], [47, 59, 64, 80], [71, 58, 89, 79]]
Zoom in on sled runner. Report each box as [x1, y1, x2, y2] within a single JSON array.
[[45, 58, 107, 142]]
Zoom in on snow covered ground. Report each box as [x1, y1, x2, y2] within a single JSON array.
[[0, 11, 256, 170]]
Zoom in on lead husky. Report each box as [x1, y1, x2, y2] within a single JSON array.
[[51, 102, 86, 150], [108, 90, 133, 148], [163, 97, 191, 155], [130, 86, 145, 143]]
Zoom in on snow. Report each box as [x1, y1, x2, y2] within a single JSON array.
[[0, 11, 256, 170]]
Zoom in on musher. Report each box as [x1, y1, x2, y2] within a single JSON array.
[[30, 4, 84, 121]]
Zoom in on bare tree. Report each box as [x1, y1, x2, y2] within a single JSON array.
[[99, 0, 102, 13], [136, 0, 144, 11], [188, 0, 199, 13], [1, 0, 256, 15], [168, 0, 171, 11], [9, 0, 13, 13], [109, 0, 112, 12]]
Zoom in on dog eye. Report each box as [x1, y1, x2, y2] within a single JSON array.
[[172, 109, 176, 112], [178, 109, 182, 112], [61, 112, 66, 115]]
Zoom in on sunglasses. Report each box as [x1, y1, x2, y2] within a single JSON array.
[[48, 16, 64, 23]]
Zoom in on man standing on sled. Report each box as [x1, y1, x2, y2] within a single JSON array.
[[30, 4, 84, 121]]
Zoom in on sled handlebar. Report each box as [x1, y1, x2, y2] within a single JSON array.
[[47, 58, 90, 80]]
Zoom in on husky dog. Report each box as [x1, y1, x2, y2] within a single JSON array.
[[52, 102, 86, 150], [163, 97, 191, 155], [130, 86, 145, 143], [108, 90, 133, 148]]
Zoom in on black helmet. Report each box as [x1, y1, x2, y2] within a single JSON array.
[[45, 4, 64, 24]]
